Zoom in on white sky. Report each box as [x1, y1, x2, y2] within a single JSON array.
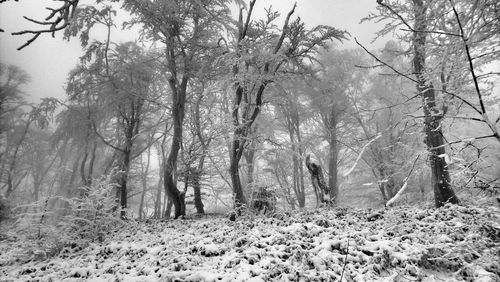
[[0, 0, 387, 103]]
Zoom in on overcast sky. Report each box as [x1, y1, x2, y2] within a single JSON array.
[[1, 0, 388, 103]]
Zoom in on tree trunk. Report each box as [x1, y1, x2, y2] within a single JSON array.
[[229, 147, 246, 209], [87, 141, 97, 186], [291, 146, 300, 206], [154, 137, 167, 219], [154, 159, 164, 219], [192, 169, 204, 214], [138, 149, 151, 220], [244, 148, 255, 189], [80, 144, 89, 188], [328, 123, 339, 203], [297, 155, 306, 207], [193, 152, 207, 214], [164, 81, 187, 219], [378, 182, 388, 202], [154, 177, 162, 218], [117, 148, 131, 219], [413, 0, 458, 207], [322, 108, 340, 204], [138, 181, 147, 220], [5, 119, 31, 198], [287, 110, 305, 208], [164, 150, 185, 218], [291, 146, 307, 208], [164, 197, 173, 219], [424, 100, 459, 207], [229, 85, 249, 209]]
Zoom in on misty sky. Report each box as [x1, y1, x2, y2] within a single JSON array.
[[0, 0, 394, 103]]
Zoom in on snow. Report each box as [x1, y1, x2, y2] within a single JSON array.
[[1, 204, 499, 281]]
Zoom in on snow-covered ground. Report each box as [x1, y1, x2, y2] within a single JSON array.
[[1, 204, 499, 281]]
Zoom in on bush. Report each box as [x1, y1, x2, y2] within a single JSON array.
[[11, 177, 126, 262], [250, 185, 277, 215], [62, 180, 124, 243]]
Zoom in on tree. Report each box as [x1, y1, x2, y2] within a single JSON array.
[[66, 41, 157, 218], [350, 41, 421, 202], [1, 98, 57, 199], [412, 0, 459, 206], [226, 0, 346, 210], [307, 48, 368, 203], [361, 0, 500, 206], [180, 82, 221, 214], [124, 0, 232, 219], [0, 64, 30, 197], [0, 64, 29, 136], [54, 106, 99, 190], [272, 83, 307, 208]]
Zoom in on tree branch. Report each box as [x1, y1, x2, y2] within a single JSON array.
[[386, 153, 421, 207], [450, 0, 500, 142], [11, 0, 79, 50], [355, 37, 418, 83]]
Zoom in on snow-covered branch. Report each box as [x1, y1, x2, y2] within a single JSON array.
[[343, 133, 382, 177]]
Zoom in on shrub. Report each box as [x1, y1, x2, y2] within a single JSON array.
[[249, 185, 277, 215], [61, 180, 123, 243], [11, 177, 126, 262]]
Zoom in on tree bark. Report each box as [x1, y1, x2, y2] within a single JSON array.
[[163, 78, 187, 219], [328, 119, 339, 203], [164, 197, 173, 219], [154, 151, 164, 219], [192, 152, 207, 214], [138, 148, 151, 220], [244, 148, 255, 189], [191, 89, 211, 215], [154, 176, 163, 218], [192, 172, 204, 214], [116, 148, 131, 219], [412, 0, 459, 207], [321, 107, 340, 204], [229, 148, 246, 210], [282, 93, 306, 208]]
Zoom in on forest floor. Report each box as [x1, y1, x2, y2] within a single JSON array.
[[1, 203, 499, 282]]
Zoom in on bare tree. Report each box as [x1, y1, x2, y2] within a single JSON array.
[[124, 0, 232, 219], [227, 0, 345, 210]]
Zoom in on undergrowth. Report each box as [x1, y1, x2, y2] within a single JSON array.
[[0, 178, 128, 263]]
